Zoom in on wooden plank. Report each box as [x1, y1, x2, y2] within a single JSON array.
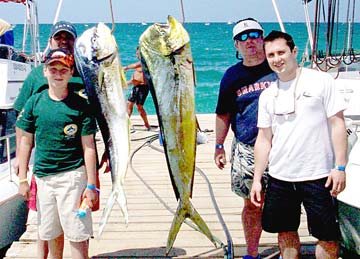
[[4, 114, 318, 259]]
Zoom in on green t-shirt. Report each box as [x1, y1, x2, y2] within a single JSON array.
[[13, 64, 86, 112], [16, 88, 97, 177]]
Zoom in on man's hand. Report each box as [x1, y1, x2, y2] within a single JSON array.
[[13, 157, 29, 176], [19, 181, 30, 201], [250, 180, 263, 207], [325, 168, 346, 197], [214, 149, 226, 169], [83, 188, 99, 209]]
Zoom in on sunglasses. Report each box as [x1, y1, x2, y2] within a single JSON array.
[[236, 31, 261, 41]]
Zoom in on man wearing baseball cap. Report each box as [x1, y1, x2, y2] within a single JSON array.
[[214, 18, 277, 259], [14, 20, 82, 113], [48, 21, 77, 53]]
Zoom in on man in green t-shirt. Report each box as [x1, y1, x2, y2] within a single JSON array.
[[14, 20, 84, 113], [17, 48, 98, 259]]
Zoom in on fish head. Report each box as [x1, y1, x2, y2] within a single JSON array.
[[75, 22, 117, 64], [92, 22, 118, 64], [75, 26, 97, 62], [140, 15, 190, 56]]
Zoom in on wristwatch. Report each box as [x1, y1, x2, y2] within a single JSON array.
[[215, 144, 224, 149]]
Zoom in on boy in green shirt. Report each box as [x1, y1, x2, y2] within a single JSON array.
[[17, 48, 98, 259]]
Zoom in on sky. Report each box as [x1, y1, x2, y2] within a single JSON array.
[[1, 0, 358, 24], [1, 0, 319, 24]]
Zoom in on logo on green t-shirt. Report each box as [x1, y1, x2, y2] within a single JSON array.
[[64, 124, 78, 138]]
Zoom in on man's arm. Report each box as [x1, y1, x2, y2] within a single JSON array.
[[214, 113, 231, 169], [250, 127, 272, 207], [126, 80, 133, 86], [326, 111, 347, 197], [123, 61, 141, 71], [18, 131, 34, 200], [81, 134, 98, 208]]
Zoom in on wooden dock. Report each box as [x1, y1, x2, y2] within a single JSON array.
[[4, 114, 317, 259]]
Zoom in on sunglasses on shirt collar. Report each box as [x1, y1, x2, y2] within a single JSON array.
[[235, 31, 262, 41]]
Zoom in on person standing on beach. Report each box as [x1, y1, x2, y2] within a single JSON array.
[[214, 18, 276, 259], [124, 47, 151, 130], [17, 49, 98, 259], [250, 30, 347, 259]]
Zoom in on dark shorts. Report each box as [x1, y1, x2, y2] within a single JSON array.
[[128, 85, 149, 105], [262, 176, 340, 241]]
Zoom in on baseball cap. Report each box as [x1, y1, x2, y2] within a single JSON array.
[[233, 18, 264, 39], [50, 21, 77, 38], [44, 48, 74, 68]]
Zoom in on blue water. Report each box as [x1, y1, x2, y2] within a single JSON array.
[[11, 22, 360, 115]]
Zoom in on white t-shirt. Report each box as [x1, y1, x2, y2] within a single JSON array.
[[257, 67, 347, 181]]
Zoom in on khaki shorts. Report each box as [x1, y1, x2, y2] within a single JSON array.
[[36, 166, 93, 242], [230, 138, 268, 198]]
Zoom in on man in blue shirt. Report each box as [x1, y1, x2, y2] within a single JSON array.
[[214, 18, 276, 259]]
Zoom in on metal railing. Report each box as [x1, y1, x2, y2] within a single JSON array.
[[0, 132, 16, 182]]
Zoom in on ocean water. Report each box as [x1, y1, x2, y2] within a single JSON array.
[[11, 22, 360, 115]]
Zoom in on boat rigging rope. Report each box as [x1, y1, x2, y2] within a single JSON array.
[[128, 132, 234, 259], [312, 0, 358, 72]]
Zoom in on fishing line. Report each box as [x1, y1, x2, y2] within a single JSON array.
[[128, 133, 234, 258], [129, 136, 206, 232], [128, 137, 210, 234], [130, 132, 158, 142], [194, 166, 234, 259]]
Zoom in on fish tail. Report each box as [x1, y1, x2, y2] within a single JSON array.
[[116, 189, 129, 225], [166, 198, 216, 255], [98, 188, 129, 237], [98, 190, 117, 237]]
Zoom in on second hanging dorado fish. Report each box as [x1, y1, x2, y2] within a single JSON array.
[[139, 16, 216, 254]]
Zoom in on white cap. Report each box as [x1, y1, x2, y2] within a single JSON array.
[[232, 19, 264, 39]]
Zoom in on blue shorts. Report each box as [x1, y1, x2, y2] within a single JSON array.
[[262, 176, 340, 241], [128, 85, 149, 105]]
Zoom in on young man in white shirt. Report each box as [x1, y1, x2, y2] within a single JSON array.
[[251, 30, 347, 259]]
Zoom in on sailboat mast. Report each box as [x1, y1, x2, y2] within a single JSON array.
[[271, 0, 285, 32]]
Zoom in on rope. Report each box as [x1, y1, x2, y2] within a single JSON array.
[[128, 129, 234, 258], [195, 166, 234, 259]]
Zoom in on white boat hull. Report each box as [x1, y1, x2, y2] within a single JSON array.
[[337, 131, 360, 256], [0, 56, 32, 250], [0, 58, 31, 108]]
